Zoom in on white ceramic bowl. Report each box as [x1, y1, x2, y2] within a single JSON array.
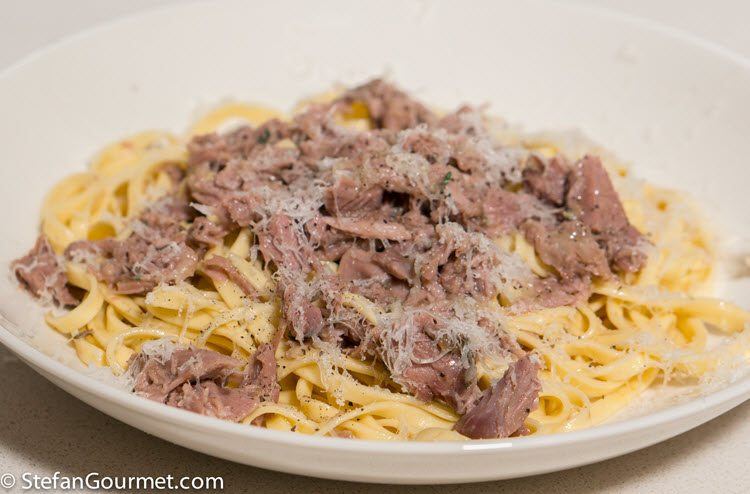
[[1, 0, 749, 484]]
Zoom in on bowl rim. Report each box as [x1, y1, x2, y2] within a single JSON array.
[[0, 0, 749, 455]]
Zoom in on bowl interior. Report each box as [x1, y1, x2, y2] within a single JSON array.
[[1, 0, 749, 417]]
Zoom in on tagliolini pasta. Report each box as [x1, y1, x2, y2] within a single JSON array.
[[23, 85, 750, 441]]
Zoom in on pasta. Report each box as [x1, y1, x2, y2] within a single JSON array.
[[12, 79, 750, 441]]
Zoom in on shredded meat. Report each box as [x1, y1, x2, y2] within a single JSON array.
[[243, 343, 281, 402], [257, 214, 315, 272], [133, 347, 243, 402], [323, 216, 411, 241], [454, 354, 541, 439], [12, 235, 76, 306], [179, 82, 646, 319], [282, 283, 324, 342], [132, 344, 279, 422], [566, 155, 647, 272], [65, 198, 200, 294], [523, 154, 569, 206], [188, 216, 228, 246], [325, 175, 384, 215], [338, 78, 437, 131], [202, 255, 257, 297], [400, 348, 482, 415], [372, 248, 413, 280], [338, 247, 388, 282], [14, 79, 652, 432], [522, 219, 610, 284]]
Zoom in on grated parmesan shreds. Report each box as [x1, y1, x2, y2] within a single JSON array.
[[120, 337, 180, 391], [190, 201, 215, 217], [19, 79, 726, 432], [449, 107, 529, 185], [130, 240, 185, 279], [377, 299, 509, 384], [314, 339, 352, 406], [12, 252, 70, 315], [83, 362, 137, 390], [231, 92, 593, 381], [139, 337, 179, 364], [252, 179, 327, 261]]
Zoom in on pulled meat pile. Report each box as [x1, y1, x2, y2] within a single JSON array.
[[130, 343, 278, 422], [13, 79, 647, 438]]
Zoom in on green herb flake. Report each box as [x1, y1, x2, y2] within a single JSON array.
[[257, 128, 271, 144], [440, 171, 453, 192]]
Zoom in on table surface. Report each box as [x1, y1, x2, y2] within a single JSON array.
[[1, 1, 749, 492]]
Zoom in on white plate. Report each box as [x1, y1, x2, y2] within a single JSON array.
[[1, 0, 749, 484]]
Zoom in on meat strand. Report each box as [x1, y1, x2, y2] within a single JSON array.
[[202, 255, 258, 297], [566, 155, 647, 273], [132, 344, 279, 423], [454, 355, 541, 439], [12, 235, 76, 306]]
